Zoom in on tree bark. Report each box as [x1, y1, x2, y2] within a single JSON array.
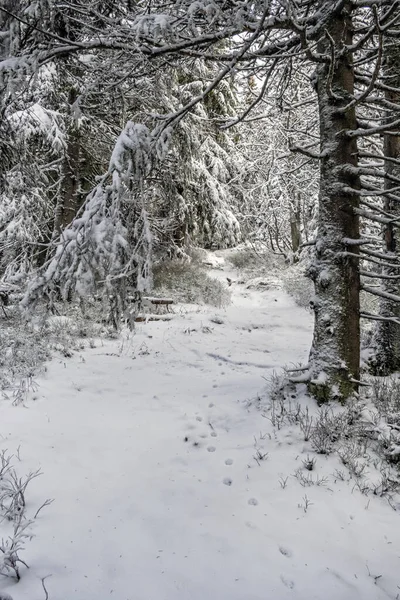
[[290, 192, 302, 257], [307, 1, 361, 401], [373, 32, 400, 374], [53, 87, 81, 235]]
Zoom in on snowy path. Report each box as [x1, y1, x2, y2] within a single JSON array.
[[1, 260, 400, 600]]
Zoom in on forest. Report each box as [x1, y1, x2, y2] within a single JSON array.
[[1, 2, 400, 600]]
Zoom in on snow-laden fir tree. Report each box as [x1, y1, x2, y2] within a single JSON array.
[[148, 60, 242, 253], [22, 121, 155, 325]]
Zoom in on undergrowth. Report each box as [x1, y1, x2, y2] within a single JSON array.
[[257, 371, 400, 505], [153, 259, 231, 307], [227, 246, 283, 273], [282, 266, 313, 310], [0, 302, 113, 395], [281, 268, 380, 317], [228, 246, 311, 308], [0, 448, 51, 583]]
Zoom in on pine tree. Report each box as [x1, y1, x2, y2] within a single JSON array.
[[372, 19, 400, 374], [152, 62, 242, 252]]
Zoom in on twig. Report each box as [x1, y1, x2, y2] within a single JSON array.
[[34, 499, 54, 519], [41, 574, 52, 600]]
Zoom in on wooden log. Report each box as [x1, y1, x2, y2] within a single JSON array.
[[134, 314, 173, 323], [142, 297, 174, 305]]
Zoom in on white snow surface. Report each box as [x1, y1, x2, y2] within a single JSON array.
[[1, 255, 400, 600]]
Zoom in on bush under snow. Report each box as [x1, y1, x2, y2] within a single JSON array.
[[153, 258, 231, 307]]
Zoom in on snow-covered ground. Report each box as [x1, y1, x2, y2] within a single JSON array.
[[1, 256, 400, 600]]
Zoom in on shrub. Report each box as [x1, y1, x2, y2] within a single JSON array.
[[310, 407, 343, 455], [152, 259, 231, 307], [0, 449, 51, 582], [282, 266, 313, 310], [370, 375, 400, 418], [369, 375, 400, 464], [227, 246, 283, 272], [0, 302, 112, 393], [228, 247, 260, 269]]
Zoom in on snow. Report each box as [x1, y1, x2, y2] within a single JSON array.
[[8, 103, 65, 152], [109, 121, 152, 176], [310, 371, 328, 386], [1, 256, 400, 600]]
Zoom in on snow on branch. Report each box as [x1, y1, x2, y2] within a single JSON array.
[[22, 121, 158, 311], [362, 285, 400, 303], [346, 116, 400, 138], [360, 270, 400, 280], [360, 312, 400, 326], [342, 237, 376, 246], [8, 102, 66, 152]]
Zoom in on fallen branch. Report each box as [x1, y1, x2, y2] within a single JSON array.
[[134, 315, 173, 322]]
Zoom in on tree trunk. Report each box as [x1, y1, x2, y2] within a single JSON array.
[[290, 192, 302, 257], [373, 34, 400, 374], [307, 1, 361, 402], [53, 87, 81, 236]]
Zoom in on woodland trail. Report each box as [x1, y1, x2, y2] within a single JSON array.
[[1, 256, 399, 600]]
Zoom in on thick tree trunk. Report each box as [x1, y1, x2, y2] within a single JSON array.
[[307, 1, 361, 402], [373, 35, 400, 374]]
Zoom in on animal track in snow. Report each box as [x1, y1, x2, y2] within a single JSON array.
[[223, 477, 233, 486], [280, 575, 295, 589], [248, 498, 259, 506], [279, 546, 293, 558], [225, 458, 233, 465], [207, 446, 216, 452]]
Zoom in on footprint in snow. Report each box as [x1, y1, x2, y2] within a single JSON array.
[[184, 435, 203, 448], [223, 477, 233, 486], [192, 440, 202, 448], [207, 446, 216, 452], [280, 575, 295, 590], [248, 498, 258, 506], [225, 458, 233, 466], [210, 431, 218, 438], [279, 546, 293, 558]]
